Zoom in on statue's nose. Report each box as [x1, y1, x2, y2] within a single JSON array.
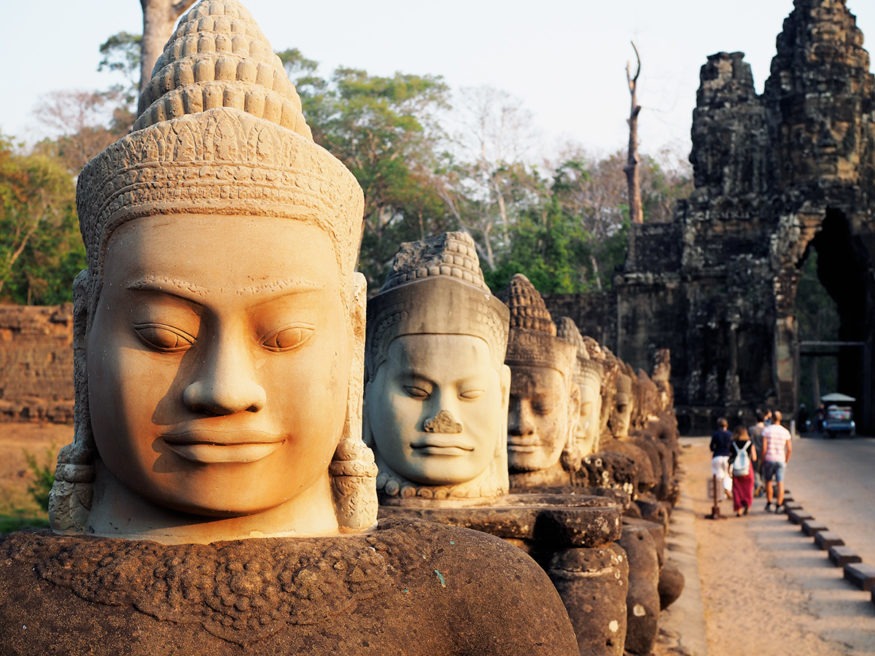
[[422, 409, 462, 434], [508, 398, 535, 436], [182, 340, 266, 415]]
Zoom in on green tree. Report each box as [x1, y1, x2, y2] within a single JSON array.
[[0, 136, 80, 303], [280, 53, 455, 286], [97, 30, 142, 132], [441, 86, 544, 271]]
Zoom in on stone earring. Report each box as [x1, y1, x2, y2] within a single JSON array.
[[49, 270, 96, 534], [330, 273, 378, 531]]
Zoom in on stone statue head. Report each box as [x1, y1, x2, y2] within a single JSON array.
[[651, 348, 673, 414], [49, 0, 378, 543], [609, 368, 635, 439], [364, 232, 511, 504], [501, 275, 579, 486], [592, 344, 621, 443], [556, 319, 605, 463]]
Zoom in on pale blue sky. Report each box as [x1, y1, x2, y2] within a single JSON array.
[[2, 1, 873, 160]]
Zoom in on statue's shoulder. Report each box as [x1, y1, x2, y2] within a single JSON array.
[[372, 518, 579, 655], [0, 526, 577, 655]]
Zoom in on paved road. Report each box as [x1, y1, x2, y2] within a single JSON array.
[[780, 432, 875, 566], [656, 433, 875, 656]]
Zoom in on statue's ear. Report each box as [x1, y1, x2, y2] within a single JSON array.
[[342, 272, 367, 447], [362, 379, 374, 447], [331, 272, 379, 532], [496, 363, 511, 459], [567, 383, 581, 447]]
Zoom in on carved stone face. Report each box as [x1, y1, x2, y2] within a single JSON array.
[[577, 376, 602, 455], [610, 390, 633, 439], [366, 334, 507, 486], [507, 365, 571, 472], [86, 215, 351, 520]]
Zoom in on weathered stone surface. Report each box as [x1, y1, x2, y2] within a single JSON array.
[[14, 2, 581, 653], [544, 0, 875, 435], [547, 544, 629, 656], [0, 521, 580, 655], [378, 493, 623, 549], [828, 545, 861, 567], [844, 563, 875, 591], [787, 508, 814, 524], [364, 232, 511, 504], [0, 304, 74, 424], [658, 559, 685, 610], [618, 522, 661, 656], [802, 519, 829, 537], [581, 450, 639, 496], [502, 275, 580, 489], [814, 530, 845, 550]]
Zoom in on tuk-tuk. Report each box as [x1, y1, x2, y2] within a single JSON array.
[[820, 393, 856, 438]]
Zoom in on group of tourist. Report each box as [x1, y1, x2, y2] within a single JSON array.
[[709, 409, 793, 517]]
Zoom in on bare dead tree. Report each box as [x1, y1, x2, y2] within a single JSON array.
[[624, 41, 643, 225], [139, 0, 196, 91]]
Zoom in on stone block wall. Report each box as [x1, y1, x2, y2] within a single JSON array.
[[0, 304, 74, 423], [544, 291, 617, 351]]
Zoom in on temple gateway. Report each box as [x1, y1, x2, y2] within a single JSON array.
[[548, 0, 875, 434]]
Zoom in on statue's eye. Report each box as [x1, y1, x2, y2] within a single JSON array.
[[134, 323, 195, 352], [403, 385, 431, 400], [459, 388, 484, 400], [261, 324, 314, 352]]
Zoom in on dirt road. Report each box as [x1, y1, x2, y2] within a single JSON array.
[[660, 437, 875, 656]]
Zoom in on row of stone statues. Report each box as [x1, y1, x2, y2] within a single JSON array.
[[363, 231, 684, 655], [0, 2, 681, 654]]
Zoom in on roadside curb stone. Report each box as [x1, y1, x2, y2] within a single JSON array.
[[787, 508, 813, 524], [801, 519, 827, 536], [828, 546, 861, 567], [844, 563, 875, 591], [814, 531, 844, 550]]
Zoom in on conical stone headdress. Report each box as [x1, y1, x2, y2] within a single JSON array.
[[557, 317, 603, 385], [77, 0, 363, 284], [501, 274, 575, 374], [366, 232, 509, 381]]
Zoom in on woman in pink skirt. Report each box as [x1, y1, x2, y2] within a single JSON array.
[[729, 425, 757, 516]]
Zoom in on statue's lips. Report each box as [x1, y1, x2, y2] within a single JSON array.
[[507, 437, 542, 453], [162, 430, 285, 464], [411, 437, 475, 456]]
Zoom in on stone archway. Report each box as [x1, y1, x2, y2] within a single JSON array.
[[563, 1, 875, 435], [771, 205, 873, 431], [799, 208, 873, 427]]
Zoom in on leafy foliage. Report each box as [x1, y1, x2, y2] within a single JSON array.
[[23, 448, 56, 513], [3, 35, 693, 306], [0, 137, 82, 303], [280, 53, 454, 286]]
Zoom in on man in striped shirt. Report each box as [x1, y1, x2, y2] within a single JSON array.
[[762, 410, 793, 512]]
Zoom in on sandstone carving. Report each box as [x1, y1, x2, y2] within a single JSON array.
[[501, 274, 580, 489], [556, 317, 604, 468], [0, 3, 580, 653], [609, 0, 875, 434], [368, 251, 632, 655], [498, 275, 684, 656], [364, 231, 511, 504]]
